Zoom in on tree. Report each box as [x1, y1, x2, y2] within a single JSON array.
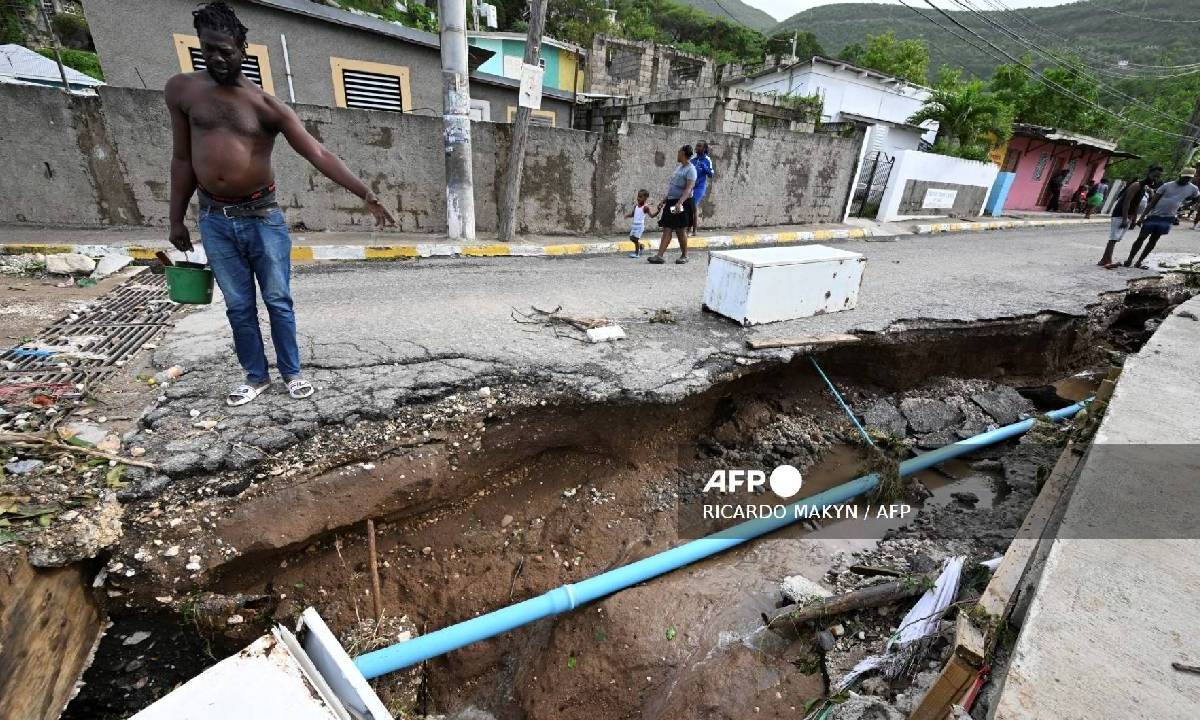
[[839, 31, 928, 85], [989, 56, 1110, 138], [1, 0, 34, 46], [910, 69, 1013, 161]]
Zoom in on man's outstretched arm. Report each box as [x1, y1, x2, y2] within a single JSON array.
[[165, 76, 197, 251], [274, 99, 395, 226]]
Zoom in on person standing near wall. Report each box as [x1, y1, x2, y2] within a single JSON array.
[[1098, 166, 1160, 269], [1124, 167, 1199, 269], [1084, 176, 1108, 219], [689, 141, 714, 234], [166, 2, 395, 406], [1045, 168, 1069, 213], [648, 145, 697, 265]]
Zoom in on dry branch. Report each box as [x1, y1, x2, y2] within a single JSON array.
[[0, 432, 157, 469], [765, 572, 937, 632]]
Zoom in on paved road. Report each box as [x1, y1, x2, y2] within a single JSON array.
[[159, 224, 1198, 402]]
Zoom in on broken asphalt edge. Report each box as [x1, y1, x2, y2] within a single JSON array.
[[0, 217, 1109, 264]]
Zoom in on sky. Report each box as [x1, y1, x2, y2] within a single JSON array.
[[745, 0, 1076, 22]]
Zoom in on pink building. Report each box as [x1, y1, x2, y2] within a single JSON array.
[[1000, 124, 1133, 212]]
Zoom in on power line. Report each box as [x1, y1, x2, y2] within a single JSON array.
[[974, 0, 1200, 78], [948, 0, 1200, 132], [900, 0, 1193, 140], [1094, 3, 1200, 24]]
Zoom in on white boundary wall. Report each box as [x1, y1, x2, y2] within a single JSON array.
[[876, 149, 999, 222]]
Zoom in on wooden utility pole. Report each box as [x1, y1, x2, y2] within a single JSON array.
[[438, 0, 477, 240], [1173, 95, 1200, 172], [36, 4, 71, 93], [497, 0, 547, 242]]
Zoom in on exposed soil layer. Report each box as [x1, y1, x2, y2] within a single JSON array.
[[62, 280, 1194, 719]]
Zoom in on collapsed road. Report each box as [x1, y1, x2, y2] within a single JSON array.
[[1, 224, 1197, 719]]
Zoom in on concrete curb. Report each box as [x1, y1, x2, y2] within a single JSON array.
[[914, 217, 1109, 235], [0, 227, 876, 263], [0, 218, 1104, 263]]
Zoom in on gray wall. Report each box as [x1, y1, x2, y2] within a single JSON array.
[[79, 0, 572, 128], [0, 85, 864, 234], [896, 180, 988, 218]]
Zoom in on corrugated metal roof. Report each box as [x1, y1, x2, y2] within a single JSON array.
[[0, 44, 103, 87]]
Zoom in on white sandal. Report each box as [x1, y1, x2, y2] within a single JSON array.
[[286, 377, 315, 399], [227, 383, 269, 407]]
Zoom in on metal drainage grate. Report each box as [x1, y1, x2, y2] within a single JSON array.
[[0, 272, 179, 391]]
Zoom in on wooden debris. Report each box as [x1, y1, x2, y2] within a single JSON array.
[[511, 305, 610, 331], [366, 519, 382, 622], [745, 333, 861, 350], [765, 572, 936, 632], [0, 432, 157, 469], [1172, 662, 1200, 676], [976, 442, 1083, 620], [849, 564, 905, 578], [910, 615, 986, 720], [911, 440, 1085, 720]]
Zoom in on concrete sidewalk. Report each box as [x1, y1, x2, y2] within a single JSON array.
[[994, 296, 1200, 720], [0, 214, 1108, 262]]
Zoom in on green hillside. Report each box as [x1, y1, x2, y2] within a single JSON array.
[[676, 0, 777, 32], [772, 0, 1196, 78]]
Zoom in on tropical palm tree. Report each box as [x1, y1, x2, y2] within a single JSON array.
[[908, 79, 1014, 160]]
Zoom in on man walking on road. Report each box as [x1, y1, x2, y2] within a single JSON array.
[[1098, 166, 1161, 269], [1124, 167, 1199, 269], [166, 2, 394, 407]]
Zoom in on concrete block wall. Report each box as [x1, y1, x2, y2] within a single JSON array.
[[0, 84, 864, 235], [600, 122, 864, 230]]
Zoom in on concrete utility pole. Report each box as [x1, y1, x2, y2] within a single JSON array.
[[439, 0, 477, 240], [497, 0, 547, 242]]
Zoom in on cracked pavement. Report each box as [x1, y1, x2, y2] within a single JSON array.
[[127, 224, 1196, 480]]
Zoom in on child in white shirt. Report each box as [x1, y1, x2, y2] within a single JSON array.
[[626, 189, 660, 258]]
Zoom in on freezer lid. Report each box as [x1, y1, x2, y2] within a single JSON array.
[[710, 245, 865, 268]]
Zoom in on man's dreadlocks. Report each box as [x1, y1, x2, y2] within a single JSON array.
[[193, 2, 248, 50]]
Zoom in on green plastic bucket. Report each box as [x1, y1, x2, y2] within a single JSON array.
[[164, 264, 214, 305]]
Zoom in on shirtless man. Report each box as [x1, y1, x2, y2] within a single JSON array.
[[167, 2, 394, 407]]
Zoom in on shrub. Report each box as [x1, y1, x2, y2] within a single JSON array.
[[36, 47, 104, 81]]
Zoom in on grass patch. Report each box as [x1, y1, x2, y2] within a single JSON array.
[[36, 48, 104, 80]]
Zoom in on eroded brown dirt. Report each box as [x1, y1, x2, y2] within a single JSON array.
[[61, 278, 1197, 719]]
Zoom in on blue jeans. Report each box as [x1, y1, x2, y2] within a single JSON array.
[[199, 207, 301, 384]]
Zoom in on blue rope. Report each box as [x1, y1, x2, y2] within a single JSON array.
[[809, 355, 874, 446]]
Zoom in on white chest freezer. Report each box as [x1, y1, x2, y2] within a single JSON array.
[[702, 245, 866, 326]]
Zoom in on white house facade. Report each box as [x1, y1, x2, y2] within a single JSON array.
[[730, 56, 937, 160]]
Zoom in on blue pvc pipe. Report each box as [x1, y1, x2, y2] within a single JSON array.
[[809, 356, 874, 446], [354, 400, 1089, 679]]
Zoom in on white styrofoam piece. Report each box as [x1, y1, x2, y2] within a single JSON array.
[[130, 629, 347, 720], [299, 608, 394, 720], [585, 325, 626, 343], [703, 244, 866, 326]]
